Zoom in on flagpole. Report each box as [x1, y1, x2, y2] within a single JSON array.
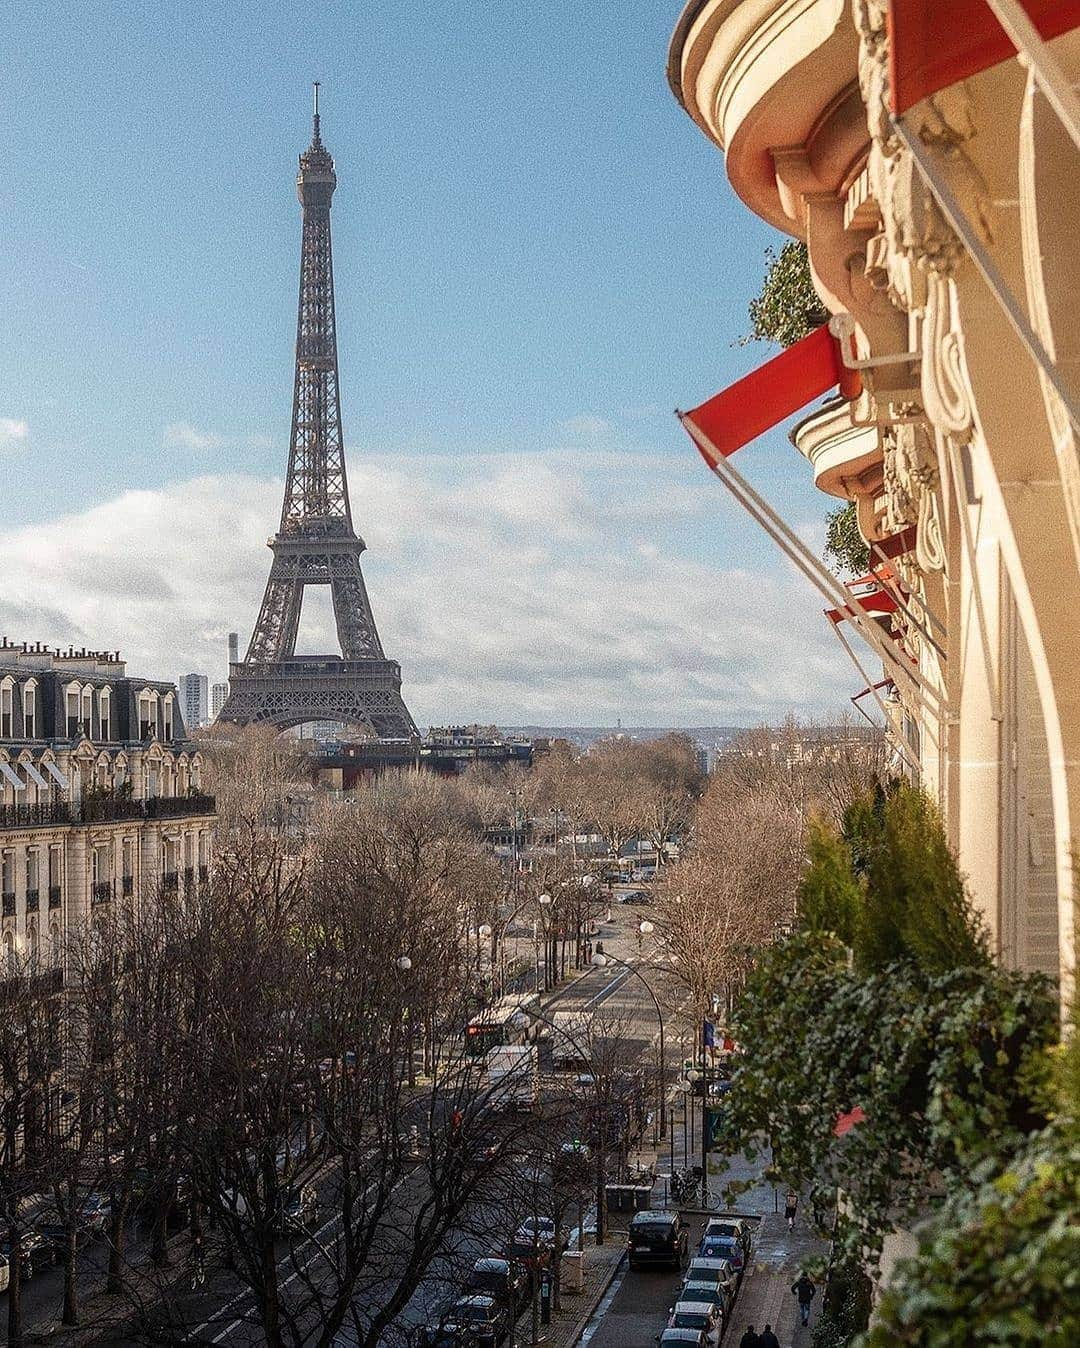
[[678, 411, 943, 712]]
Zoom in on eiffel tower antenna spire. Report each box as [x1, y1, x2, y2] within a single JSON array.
[[217, 95, 417, 740]]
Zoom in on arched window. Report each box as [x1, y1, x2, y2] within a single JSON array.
[[98, 688, 111, 742], [27, 920, 38, 965], [49, 921, 61, 966], [163, 693, 174, 742], [2, 929, 14, 974]]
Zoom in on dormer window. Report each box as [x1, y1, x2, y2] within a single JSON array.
[[66, 688, 81, 739], [138, 691, 155, 741], [22, 683, 36, 739], [0, 681, 12, 738], [81, 687, 94, 738], [98, 688, 111, 742], [163, 695, 174, 742]]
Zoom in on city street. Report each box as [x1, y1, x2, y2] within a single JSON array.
[[9, 897, 684, 1346]]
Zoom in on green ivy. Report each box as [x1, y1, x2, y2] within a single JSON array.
[[744, 241, 828, 349], [824, 502, 871, 578], [720, 787, 1057, 1266], [860, 1127, 1080, 1347]]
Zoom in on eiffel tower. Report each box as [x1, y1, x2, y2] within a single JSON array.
[[219, 89, 417, 739]]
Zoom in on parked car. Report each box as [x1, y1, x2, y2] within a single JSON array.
[[507, 1238, 550, 1273], [627, 1210, 688, 1270], [513, 1216, 555, 1248], [276, 1184, 318, 1235], [467, 1256, 528, 1310], [696, 1236, 746, 1279], [700, 1217, 752, 1261], [617, 890, 650, 904], [34, 1219, 94, 1264], [659, 1329, 707, 1348], [0, 1231, 54, 1279], [668, 1300, 724, 1345], [415, 1326, 477, 1347], [77, 1192, 112, 1234], [445, 1293, 510, 1347], [684, 1255, 740, 1297], [677, 1282, 732, 1321]]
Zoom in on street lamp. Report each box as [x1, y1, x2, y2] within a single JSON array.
[[591, 950, 667, 1141]]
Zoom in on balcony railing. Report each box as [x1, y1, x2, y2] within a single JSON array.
[[0, 793, 216, 831], [2, 891, 14, 917], [0, 965, 64, 1008], [91, 880, 113, 905], [25, 887, 39, 911], [48, 885, 61, 909]]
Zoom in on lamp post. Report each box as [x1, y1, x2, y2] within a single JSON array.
[[590, 947, 667, 1141], [538, 893, 553, 990]]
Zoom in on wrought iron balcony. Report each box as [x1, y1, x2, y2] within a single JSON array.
[[25, 887, 39, 911], [0, 793, 216, 831], [2, 891, 14, 917], [91, 880, 113, 905], [48, 885, 61, 909]]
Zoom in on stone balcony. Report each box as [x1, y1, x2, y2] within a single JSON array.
[[791, 397, 884, 542]]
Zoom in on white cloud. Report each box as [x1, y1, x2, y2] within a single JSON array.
[[163, 422, 272, 453], [163, 422, 226, 452], [0, 418, 29, 450], [0, 453, 854, 726]]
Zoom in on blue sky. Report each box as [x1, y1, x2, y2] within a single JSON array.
[[0, 1, 857, 726]]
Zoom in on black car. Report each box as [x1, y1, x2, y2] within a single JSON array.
[[466, 1256, 528, 1313], [1, 1231, 54, 1279], [445, 1294, 509, 1347], [627, 1210, 688, 1270]]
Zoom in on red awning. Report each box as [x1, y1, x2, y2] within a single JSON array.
[[889, 0, 1080, 115], [852, 678, 896, 706], [872, 524, 917, 561], [683, 324, 863, 465], [825, 590, 899, 626]]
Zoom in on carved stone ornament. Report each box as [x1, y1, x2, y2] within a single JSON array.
[[882, 422, 947, 572]]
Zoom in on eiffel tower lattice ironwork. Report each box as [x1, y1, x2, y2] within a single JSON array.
[[218, 89, 417, 739]]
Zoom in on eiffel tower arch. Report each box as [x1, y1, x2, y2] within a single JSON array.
[[218, 89, 417, 741]]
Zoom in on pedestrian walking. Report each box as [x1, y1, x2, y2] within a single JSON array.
[[784, 1188, 799, 1230], [738, 1327, 762, 1348], [759, 1326, 780, 1348], [191, 1228, 206, 1289], [791, 1271, 816, 1326]]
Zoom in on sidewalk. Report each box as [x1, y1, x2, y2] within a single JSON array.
[[722, 1212, 824, 1347], [532, 1240, 625, 1348]]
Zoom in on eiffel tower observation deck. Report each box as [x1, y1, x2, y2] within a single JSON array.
[[219, 89, 417, 740]]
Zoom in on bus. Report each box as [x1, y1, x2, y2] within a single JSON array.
[[465, 992, 541, 1057]]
